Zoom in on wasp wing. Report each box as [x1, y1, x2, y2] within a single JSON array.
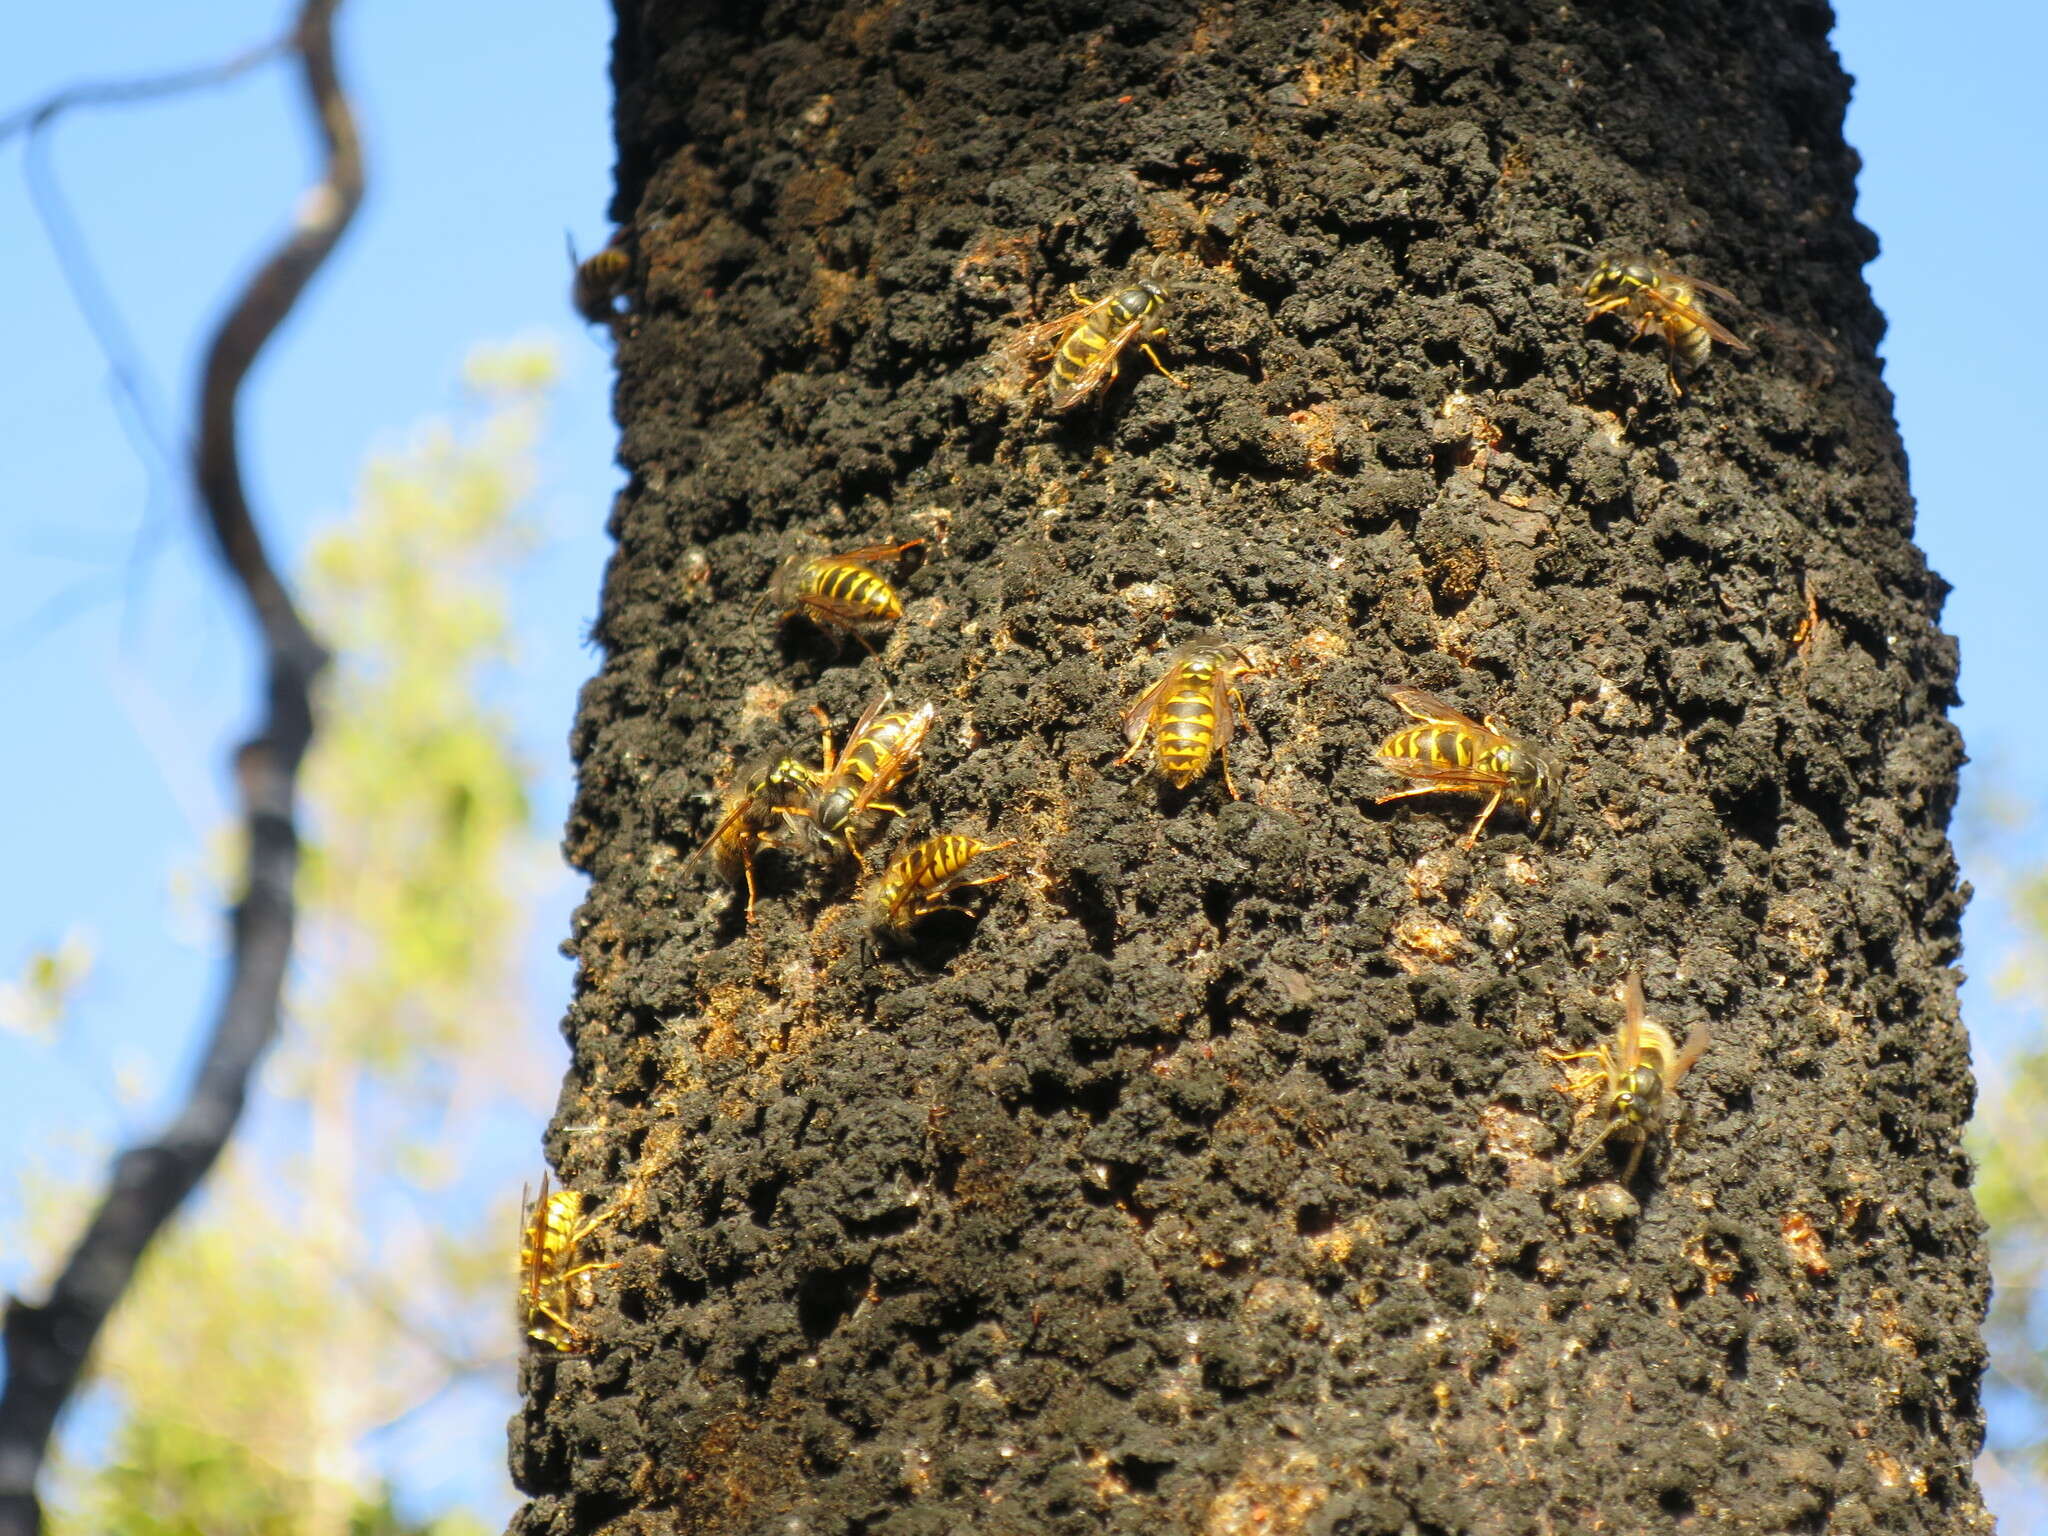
[[1617, 972, 1645, 1074], [1373, 750, 1517, 786], [1207, 652, 1251, 756], [1378, 690, 1515, 784], [519, 1174, 550, 1305], [1654, 267, 1741, 305], [1122, 644, 1202, 749], [683, 793, 757, 868], [683, 751, 786, 866], [840, 691, 897, 754], [847, 702, 935, 818], [1668, 1020, 1712, 1086], [1004, 289, 1121, 362], [833, 538, 924, 564], [1636, 282, 1752, 351], [1386, 687, 1488, 732], [1048, 315, 1147, 412]]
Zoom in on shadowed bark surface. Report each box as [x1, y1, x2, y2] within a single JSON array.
[[513, 2, 1985, 1532]]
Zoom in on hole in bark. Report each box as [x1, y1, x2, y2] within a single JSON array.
[[748, 1176, 784, 1227], [1118, 1453, 1175, 1493], [1028, 1070, 1122, 1123], [662, 1267, 708, 1308], [1658, 1489, 1696, 1517], [571, 1491, 635, 1530], [1202, 880, 1235, 936], [1080, 1160, 1148, 1218], [1053, 878, 1118, 956], [904, 1294, 982, 1355], [1204, 973, 1237, 1037], [841, 1203, 921, 1241], [1724, 1334, 1749, 1381], [1296, 1203, 1336, 1237], [1717, 778, 1781, 848], [797, 1261, 871, 1341]]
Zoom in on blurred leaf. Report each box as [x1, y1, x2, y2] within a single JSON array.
[[37, 350, 559, 1533], [0, 929, 94, 1042]]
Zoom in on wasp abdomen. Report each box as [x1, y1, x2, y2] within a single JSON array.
[[1157, 682, 1222, 783], [867, 833, 1014, 940], [806, 560, 901, 623]]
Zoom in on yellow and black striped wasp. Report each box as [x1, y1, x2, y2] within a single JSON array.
[[798, 693, 936, 858], [1373, 687, 1560, 848], [1582, 255, 1750, 394], [519, 1172, 620, 1353], [1545, 972, 1710, 1184], [1119, 639, 1259, 797], [684, 751, 819, 919], [570, 232, 632, 327], [766, 539, 925, 652], [1011, 276, 1187, 412], [866, 833, 1016, 942]]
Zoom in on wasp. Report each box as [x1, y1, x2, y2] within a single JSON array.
[[866, 833, 1017, 941], [684, 751, 819, 919], [766, 539, 924, 652], [1118, 639, 1258, 797], [1544, 972, 1710, 1184], [800, 694, 936, 857], [1373, 687, 1560, 848], [1582, 255, 1750, 394], [1012, 277, 1186, 412], [571, 233, 632, 326], [519, 1172, 621, 1352]]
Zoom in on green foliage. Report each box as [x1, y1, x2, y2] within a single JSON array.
[[1964, 788, 2048, 1481], [0, 929, 94, 1043], [39, 345, 561, 1534]]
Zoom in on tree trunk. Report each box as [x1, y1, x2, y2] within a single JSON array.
[[514, 2, 1986, 1532]]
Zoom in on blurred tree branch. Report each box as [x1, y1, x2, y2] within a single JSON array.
[[0, 4, 362, 1532], [0, 33, 287, 146]]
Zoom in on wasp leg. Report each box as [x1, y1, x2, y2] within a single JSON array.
[[1138, 342, 1187, 388], [1219, 685, 1250, 799], [1540, 1046, 1608, 1067], [810, 707, 839, 774], [1619, 1132, 1649, 1185], [1373, 784, 1461, 806], [1067, 285, 1100, 308], [1115, 725, 1154, 768], [1460, 787, 1507, 848], [1557, 1121, 1619, 1178], [742, 853, 761, 922], [528, 1302, 593, 1349]]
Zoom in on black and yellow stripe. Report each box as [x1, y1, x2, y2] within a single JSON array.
[[1385, 725, 1477, 770], [1050, 285, 1159, 392], [868, 833, 1013, 938], [1157, 659, 1225, 785], [801, 557, 902, 623], [813, 708, 919, 838], [1048, 283, 1169, 406]]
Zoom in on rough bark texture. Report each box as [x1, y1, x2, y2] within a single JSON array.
[[514, 2, 1986, 1532]]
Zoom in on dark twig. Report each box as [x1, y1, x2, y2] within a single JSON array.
[[0, 5, 362, 1532], [0, 35, 287, 146]]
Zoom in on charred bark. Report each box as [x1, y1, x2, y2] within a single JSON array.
[[515, 2, 1985, 1532]]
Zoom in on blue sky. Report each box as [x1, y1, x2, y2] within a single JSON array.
[[1, 0, 2043, 1528]]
